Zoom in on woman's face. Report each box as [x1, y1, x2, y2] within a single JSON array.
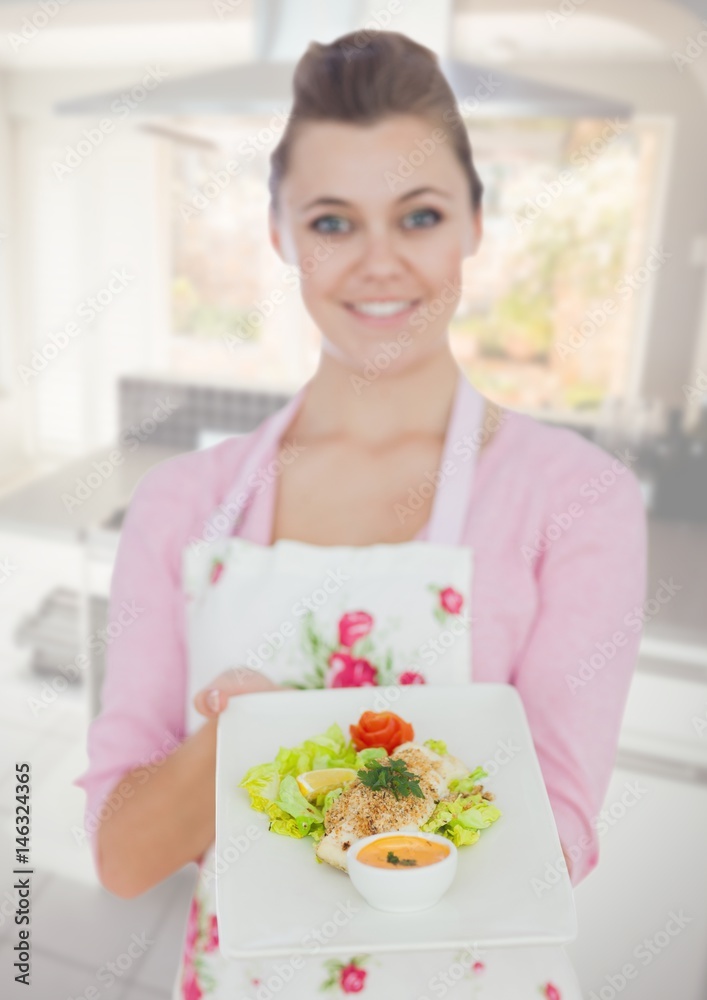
[[270, 114, 482, 374]]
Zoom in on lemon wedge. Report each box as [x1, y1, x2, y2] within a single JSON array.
[[296, 768, 358, 800]]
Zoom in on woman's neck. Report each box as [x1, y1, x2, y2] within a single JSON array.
[[288, 342, 463, 448]]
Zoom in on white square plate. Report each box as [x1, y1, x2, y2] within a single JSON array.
[[215, 684, 576, 958]]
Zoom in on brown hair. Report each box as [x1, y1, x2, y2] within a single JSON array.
[[269, 30, 483, 214]]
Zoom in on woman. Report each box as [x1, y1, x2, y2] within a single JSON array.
[[75, 30, 646, 999]]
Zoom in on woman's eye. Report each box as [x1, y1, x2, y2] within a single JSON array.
[[310, 215, 352, 234], [402, 208, 442, 229]]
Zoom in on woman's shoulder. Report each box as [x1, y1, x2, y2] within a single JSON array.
[[123, 432, 259, 539], [493, 407, 644, 508]]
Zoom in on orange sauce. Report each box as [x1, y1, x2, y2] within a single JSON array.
[[357, 835, 450, 869]]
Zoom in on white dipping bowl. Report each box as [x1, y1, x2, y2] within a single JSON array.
[[346, 831, 457, 913]]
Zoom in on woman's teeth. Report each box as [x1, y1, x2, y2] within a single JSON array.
[[349, 300, 415, 318]]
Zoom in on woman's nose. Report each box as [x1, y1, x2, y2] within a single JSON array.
[[357, 228, 406, 279]]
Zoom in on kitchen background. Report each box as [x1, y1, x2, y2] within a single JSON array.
[[1, 0, 706, 997]]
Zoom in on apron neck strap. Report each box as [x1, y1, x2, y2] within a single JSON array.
[[212, 373, 486, 545], [210, 386, 308, 540], [425, 373, 486, 547]]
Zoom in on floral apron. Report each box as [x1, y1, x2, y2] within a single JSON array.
[[173, 376, 582, 999]]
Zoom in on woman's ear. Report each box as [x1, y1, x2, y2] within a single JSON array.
[[473, 209, 483, 254], [268, 203, 285, 262]]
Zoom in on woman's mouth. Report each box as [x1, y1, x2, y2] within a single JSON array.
[[344, 299, 421, 327]]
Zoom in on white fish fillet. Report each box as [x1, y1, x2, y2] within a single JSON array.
[[315, 743, 469, 872]]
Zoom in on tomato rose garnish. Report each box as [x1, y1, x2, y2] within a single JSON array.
[[350, 711, 414, 755]]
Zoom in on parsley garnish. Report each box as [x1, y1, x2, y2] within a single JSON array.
[[356, 758, 425, 800], [386, 850, 417, 866]]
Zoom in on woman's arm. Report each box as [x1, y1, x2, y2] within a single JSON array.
[[96, 668, 280, 899], [74, 452, 226, 894], [96, 717, 217, 898], [513, 444, 647, 887]]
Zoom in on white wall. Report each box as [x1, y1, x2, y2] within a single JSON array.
[[0, 71, 33, 482], [17, 115, 171, 455], [4, 68, 174, 460]]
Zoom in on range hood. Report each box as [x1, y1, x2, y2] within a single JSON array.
[[54, 0, 632, 120]]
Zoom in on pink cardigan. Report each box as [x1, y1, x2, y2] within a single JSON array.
[[74, 400, 647, 886]]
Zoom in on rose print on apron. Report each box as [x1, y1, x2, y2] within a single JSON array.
[[311, 593, 465, 689], [172, 375, 583, 999], [182, 533, 473, 724], [320, 955, 369, 993]]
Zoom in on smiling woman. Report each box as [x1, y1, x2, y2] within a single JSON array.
[[76, 28, 646, 1000], [266, 32, 483, 378]]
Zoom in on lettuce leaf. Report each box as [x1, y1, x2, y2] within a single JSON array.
[[239, 761, 280, 814], [448, 767, 488, 794], [273, 723, 358, 778], [239, 724, 362, 843], [355, 746, 387, 768], [421, 791, 501, 847], [266, 802, 310, 839], [274, 775, 324, 836], [321, 786, 344, 814]]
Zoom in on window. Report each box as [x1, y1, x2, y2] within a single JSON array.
[[169, 117, 316, 389], [452, 116, 668, 413]]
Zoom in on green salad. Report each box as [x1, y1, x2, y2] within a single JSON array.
[[239, 723, 381, 842], [421, 768, 502, 847], [239, 720, 502, 849]]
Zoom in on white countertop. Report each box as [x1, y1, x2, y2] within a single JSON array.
[[0, 444, 183, 542]]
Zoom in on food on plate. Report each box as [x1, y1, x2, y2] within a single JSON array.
[[239, 711, 501, 874], [356, 833, 451, 869], [316, 742, 470, 871], [356, 756, 424, 800], [346, 831, 459, 912], [350, 710, 414, 755], [239, 722, 360, 841], [296, 768, 358, 800]]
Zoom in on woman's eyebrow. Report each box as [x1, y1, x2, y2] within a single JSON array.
[[300, 196, 350, 212], [398, 186, 453, 203], [300, 186, 452, 213]]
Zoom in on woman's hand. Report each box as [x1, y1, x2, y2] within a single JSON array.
[[193, 666, 281, 718]]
